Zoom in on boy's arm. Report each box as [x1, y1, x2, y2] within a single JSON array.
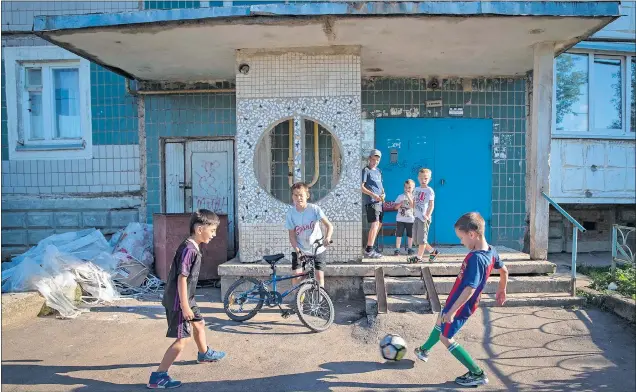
[[177, 275, 194, 320], [320, 217, 334, 244], [424, 200, 435, 221], [441, 286, 475, 323], [288, 229, 300, 254], [496, 264, 509, 305]]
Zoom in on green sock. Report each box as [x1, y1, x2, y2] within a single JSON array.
[[448, 342, 483, 374], [420, 325, 442, 351]]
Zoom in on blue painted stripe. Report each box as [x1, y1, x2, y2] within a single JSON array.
[[34, 1, 621, 32], [573, 41, 636, 54]]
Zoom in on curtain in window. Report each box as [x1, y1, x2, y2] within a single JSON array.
[[53, 68, 81, 138]]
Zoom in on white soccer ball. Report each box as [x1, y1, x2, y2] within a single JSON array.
[[379, 334, 407, 361]]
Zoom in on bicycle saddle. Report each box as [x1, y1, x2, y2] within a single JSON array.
[[263, 253, 285, 265]]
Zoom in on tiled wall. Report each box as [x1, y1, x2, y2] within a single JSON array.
[[361, 77, 528, 250], [235, 49, 362, 263], [144, 93, 236, 222]]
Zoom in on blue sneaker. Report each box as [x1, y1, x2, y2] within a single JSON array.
[[197, 346, 226, 363], [147, 372, 181, 389]]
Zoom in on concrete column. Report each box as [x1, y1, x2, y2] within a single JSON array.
[[529, 42, 555, 260]]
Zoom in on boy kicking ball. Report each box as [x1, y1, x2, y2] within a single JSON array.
[[414, 212, 508, 387]]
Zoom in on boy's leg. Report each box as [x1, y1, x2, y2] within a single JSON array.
[[157, 338, 188, 372], [316, 270, 325, 287], [191, 307, 226, 363], [365, 204, 383, 257], [415, 314, 442, 361], [439, 318, 487, 385]]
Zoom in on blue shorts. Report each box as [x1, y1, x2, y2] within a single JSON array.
[[441, 317, 468, 339]]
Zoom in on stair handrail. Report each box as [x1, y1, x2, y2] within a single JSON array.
[[542, 192, 586, 296]]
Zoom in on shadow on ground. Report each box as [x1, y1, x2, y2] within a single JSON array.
[[479, 306, 636, 391]]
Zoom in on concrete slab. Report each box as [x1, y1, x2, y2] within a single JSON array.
[[1, 291, 45, 329], [363, 275, 572, 296], [365, 294, 431, 315], [369, 245, 531, 263], [218, 259, 556, 278], [438, 293, 586, 308], [1, 288, 634, 392]]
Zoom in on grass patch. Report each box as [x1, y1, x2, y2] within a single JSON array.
[[577, 264, 636, 300]]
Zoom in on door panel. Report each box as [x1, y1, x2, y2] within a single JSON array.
[[165, 142, 185, 213], [375, 118, 492, 245]]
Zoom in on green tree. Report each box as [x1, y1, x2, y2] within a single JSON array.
[[556, 54, 587, 126]]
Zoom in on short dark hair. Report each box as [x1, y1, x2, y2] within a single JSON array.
[[291, 182, 310, 195], [190, 209, 220, 235], [454, 212, 485, 237]]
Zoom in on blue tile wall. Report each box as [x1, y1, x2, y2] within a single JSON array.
[[361, 77, 527, 250], [144, 93, 236, 221]]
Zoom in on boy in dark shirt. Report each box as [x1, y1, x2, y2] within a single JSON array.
[[148, 209, 226, 389]]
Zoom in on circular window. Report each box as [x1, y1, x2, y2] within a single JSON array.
[[254, 118, 342, 204]]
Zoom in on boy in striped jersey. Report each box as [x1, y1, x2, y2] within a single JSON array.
[[414, 212, 509, 387]]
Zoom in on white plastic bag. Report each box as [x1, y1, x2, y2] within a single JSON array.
[[113, 223, 154, 267]]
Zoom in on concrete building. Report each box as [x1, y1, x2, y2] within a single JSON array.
[[0, 1, 625, 269], [548, 2, 636, 253]]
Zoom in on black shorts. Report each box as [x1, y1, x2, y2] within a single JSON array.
[[366, 203, 384, 223], [292, 251, 326, 271], [165, 304, 203, 339], [396, 221, 413, 238]]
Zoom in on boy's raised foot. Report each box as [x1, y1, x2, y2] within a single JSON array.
[[428, 249, 440, 262], [414, 346, 430, 362], [197, 347, 226, 363], [147, 372, 181, 389], [455, 371, 489, 387]]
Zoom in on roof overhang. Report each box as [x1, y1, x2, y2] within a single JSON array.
[[33, 1, 621, 82]]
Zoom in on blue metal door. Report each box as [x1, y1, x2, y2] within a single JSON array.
[[376, 118, 492, 245]]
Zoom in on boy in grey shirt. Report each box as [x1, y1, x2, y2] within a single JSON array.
[[361, 149, 385, 258]]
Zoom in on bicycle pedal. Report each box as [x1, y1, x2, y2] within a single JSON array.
[[281, 309, 295, 319]]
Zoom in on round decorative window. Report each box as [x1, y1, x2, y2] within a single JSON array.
[[254, 118, 342, 204]]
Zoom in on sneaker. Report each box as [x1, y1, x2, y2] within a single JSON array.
[[428, 249, 440, 262], [365, 250, 383, 258], [455, 371, 489, 386], [147, 372, 181, 389], [407, 256, 423, 264], [393, 248, 400, 256], [414, 347, 430, 362], [197, 347, 226, 363], [407, 248, 415, 256]]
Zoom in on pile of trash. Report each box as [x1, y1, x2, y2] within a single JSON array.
[[1, 223, 162, 319]]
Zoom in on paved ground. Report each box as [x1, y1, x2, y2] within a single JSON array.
[[2, 288, 635, 392]]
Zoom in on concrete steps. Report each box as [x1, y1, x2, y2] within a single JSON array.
[[441, 293, 585, 308], [365, 294, 431, 315], [363, 275, 572, 296]]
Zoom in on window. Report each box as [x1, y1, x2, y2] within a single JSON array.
[[4, 46, 92, 160], [554, 52, 634, 138]]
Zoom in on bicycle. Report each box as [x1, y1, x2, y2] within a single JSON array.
[[223, 238, 335, 332]]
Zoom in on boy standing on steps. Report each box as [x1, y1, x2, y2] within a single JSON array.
[[148, 209, 226, 389], [414, 212, 509, 387], [394, 179, 416, 255], [361, 149, 385, 258], [408, 168, 439, 263]]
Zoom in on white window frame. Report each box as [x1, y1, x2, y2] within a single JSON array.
[[552, 50, 634, 140], [3, 46, 92, 160]]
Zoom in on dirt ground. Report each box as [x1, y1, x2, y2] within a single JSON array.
[[2, 288, 635, 392]]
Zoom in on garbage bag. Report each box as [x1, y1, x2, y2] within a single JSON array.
[[113, 223, 154, 268]]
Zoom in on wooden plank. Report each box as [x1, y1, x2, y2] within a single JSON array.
[[421, 267, 441, 313], [375, 267, 388, 314]]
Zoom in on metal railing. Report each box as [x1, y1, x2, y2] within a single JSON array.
[[611, 225, 635, 277], [542, 192, 586, 296]]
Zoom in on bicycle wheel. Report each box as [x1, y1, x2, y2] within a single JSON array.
[[223, 277, 265, 322], [295, 283, 334, 332]]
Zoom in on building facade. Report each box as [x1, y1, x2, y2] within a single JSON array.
[[1, 1, 624, 263], [549, 1, 636, 253]]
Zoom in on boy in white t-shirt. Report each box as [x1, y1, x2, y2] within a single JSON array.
[[408, 168, 440, 263], [394, 179, 416, 256]]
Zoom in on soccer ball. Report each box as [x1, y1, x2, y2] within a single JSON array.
[[379, 334, 407, 361]]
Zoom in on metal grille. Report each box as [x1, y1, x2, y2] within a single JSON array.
[[303, 120, 337, 202], [269, 120, 292, 205]]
